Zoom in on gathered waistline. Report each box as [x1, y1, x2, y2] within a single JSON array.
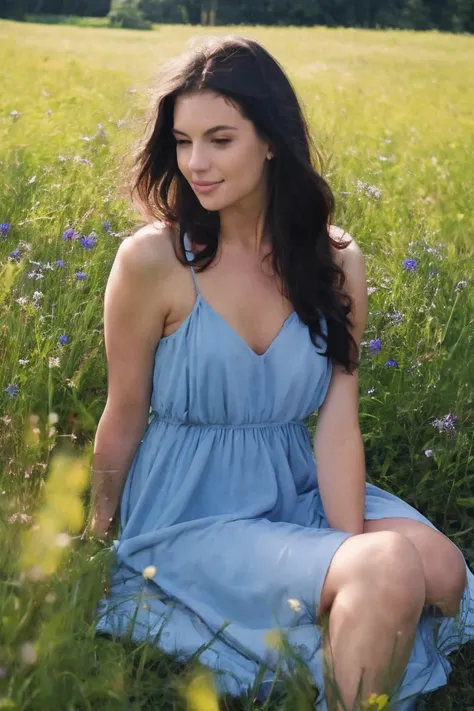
[[150, 412, 306, 430]]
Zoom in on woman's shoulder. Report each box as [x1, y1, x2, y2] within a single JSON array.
[[116, 221, 180, 278], [329, 224, 364, 267]]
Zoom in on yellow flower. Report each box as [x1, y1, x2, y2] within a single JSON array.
[[265, 629, 283, 650], [362, 693, 390, 710], [142, 565, 157, 579], [288, 598, 302, 612], [184, 672, 219, 711]]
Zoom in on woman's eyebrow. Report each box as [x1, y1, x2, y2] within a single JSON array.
[[172, 125, 238, 137]]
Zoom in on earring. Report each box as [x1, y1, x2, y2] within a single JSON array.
[[267, 153, 273, 160]]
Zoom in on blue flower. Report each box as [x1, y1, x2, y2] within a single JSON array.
[[75, 271, 88, 280], [384, 359, 399, 368], [402, 259, 418, 272], [55, 259, 65, 268], [1, 223, 11, 238], [9, 248, 21, 261], [103, 220, 110, 232], [80, 236, 96, 250], [5, 384, 19, 398], [59, 335, 69, 345], [424, 449, 434, 458], [369, 338, 382, 354], [431, 413, 457, 435], [62, 228, 80, 241]]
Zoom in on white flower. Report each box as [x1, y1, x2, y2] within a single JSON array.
[[48, 412, 59, 424], [142, 565, 157, 579], [55, 533, 71, 548], [48, 357, 60, 368], [288, 598, 302, 612], [20, 642, 37, 665]]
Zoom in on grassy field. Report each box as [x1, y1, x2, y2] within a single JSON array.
[[1, 18, 473, 711]]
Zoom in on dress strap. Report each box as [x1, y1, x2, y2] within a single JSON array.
[[183, 232, 200, 297]]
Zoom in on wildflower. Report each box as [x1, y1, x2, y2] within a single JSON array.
[[59, 335, 69, 345], [402, 259, 418, 272], [103, 220, 110, 232], [369, 338, 382, 354], [455, 280, 467, 291], [75, 271, 88, 280], [43, 262, 55, 271], [184, 672, 219, 711], [20, 642, 37, 666], [288, 598, 302, 612], [55, 259, 65, 268], [387, 312, 404, 325], [425, 246, 442, 258], [9, 248, 21, 261], [367, 387, 376, 395], [424, 449, 434, 458], [32, 291, 43, 301], [362, 693, 390, 710], [384, 359, 399, 368], [431, 413, 457, 435], [367, 286, 377, 295], [80, 236, 96, 250], [265, 629, 283, 649], [19, 359, 29, 365], [62, 228, 80, 241], [8, 513, 33, 524], [356, 180, 382, 200], [10, 110, 20, 121], [143, 565, 157, 579], [1, 223, 11, 238], [1, 416, 12, 425], [5, 384, 19, 398], [48, 412, 59, 424], [55, 533, 71, 548], [49, 357, 61, 368], [19, 241, 32, 252], [24, 471, 32, 478]]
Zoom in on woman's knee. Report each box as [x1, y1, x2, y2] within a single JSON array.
[[318, 530, 426, 619]]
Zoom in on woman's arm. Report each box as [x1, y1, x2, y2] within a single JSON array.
[[313, 235, 369, 535], [88, 224, 172, 537]]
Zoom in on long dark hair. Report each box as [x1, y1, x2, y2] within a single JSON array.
[[125, 34, 358, 373]]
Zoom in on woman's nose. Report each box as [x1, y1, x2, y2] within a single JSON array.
[[188, 144, 211, 172]]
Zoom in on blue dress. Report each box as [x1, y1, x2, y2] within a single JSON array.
[[96, 233, 474, 710]]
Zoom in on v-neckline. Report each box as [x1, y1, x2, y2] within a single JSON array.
[[199, 294, 296, 359]]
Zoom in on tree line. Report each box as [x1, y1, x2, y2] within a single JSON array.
[[1, 0, 473, 33]]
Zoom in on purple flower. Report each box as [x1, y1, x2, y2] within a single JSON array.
[[75, 271, 88, 280], [384, 359, 399, 368], [80, 236, 96, 250], [431, 413, 457, 435], [387, 312, 404, 325], [62, 228, 80, 241], [9, 248, 21, 261], [424, 449, 434, 458], [369, 338, 382, 354], [1, 223, 11, 238], [55, 259, 65, 268], [5, 384, 19, 398], [59, 335, 69, 345], [402, 259, 418, 272], [103, 220, 110, 232]]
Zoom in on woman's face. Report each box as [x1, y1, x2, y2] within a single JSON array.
[[173, 90, 272, 212]]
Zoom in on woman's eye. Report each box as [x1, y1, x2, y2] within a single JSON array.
[[175, 139, 231, 146]]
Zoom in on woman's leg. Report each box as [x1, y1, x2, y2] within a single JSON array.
[[316, 531, 426, 710]]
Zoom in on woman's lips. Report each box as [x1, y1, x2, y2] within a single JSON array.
[[192, 181, 223, 194]]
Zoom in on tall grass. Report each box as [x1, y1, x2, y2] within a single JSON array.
[[0, 19, 473, 710]]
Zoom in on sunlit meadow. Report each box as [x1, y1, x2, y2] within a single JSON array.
[[1, 18, 473, 711]]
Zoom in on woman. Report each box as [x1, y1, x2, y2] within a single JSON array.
[[90, 35, 474, 710]]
